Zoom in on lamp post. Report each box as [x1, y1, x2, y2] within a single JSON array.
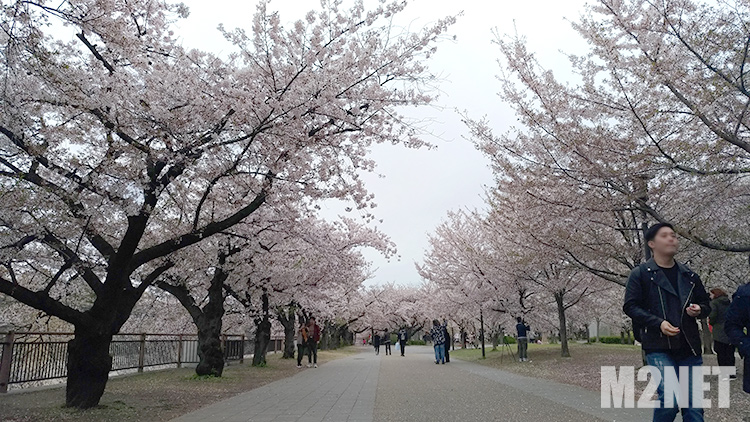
[[479, 306, 486, 358]]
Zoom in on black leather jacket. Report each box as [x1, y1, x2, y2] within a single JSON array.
[[623, 259, 711, 356], [725, 283, 750, 393]]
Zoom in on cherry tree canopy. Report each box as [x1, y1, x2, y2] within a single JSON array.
[[0, 0, 454, 407]]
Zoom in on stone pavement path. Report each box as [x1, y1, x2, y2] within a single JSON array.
[[171, 352, 380, 422], [375, 346, 652, 422], [172, 345, 653, 422]]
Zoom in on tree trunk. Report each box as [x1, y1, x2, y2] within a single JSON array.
[[65, 285, 143, 408], [195, 320, 224, 376], [66, 330, 113, 408], [342, 326, 354, 346], [156, 251, 228, 377], [596, 317, 601, 343], [319, 322, 332, 350], [330, 323, 348, 349], [195, 261, 227, 376], [252, 291, 271, 366], [277, 306, 296, 359], [554, 292, 571, 357], [700, 318, 713, 355], [193, 304, 224, 377]]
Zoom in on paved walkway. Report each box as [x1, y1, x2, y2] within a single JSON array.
[[172, 345, 653, 422], [171, 353, 380, 422]]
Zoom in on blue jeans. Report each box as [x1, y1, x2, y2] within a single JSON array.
[[645, 352, 704, 422], [434, 343, 445, 363]]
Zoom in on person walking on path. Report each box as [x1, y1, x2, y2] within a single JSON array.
[[726, 277, 750, 394], [623, 223, 711, 422], [430, 319, 446, 364], [306, 317, 321, 368], [442, 321, 450, 363], [398, 328, 408, 356], [373, 332, 381, 355], [382, 329, 392, 355], [516, 316, 530, 362], [296, 320, 308, 369], [708, 288, 737, 380]]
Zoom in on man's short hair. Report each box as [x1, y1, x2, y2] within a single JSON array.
[[645, 222, 674, 243], [516, 316, 522, 322]]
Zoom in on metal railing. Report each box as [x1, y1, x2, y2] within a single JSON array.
[[0, 331, 256, 392]]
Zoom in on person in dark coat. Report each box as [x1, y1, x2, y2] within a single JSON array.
[[382, 329, 392, 356], [430, 319, 446, 364], [442, 320, 450, 363], [623, 223, 710, 422], [726, 279, 750, 394], [708, 288, 736, 380], [296, 321, 308, 369], [516, 316, 530, 362], [373, 332, 381, 355], [398, 328, 408, 356], [306, 317, 321, 368]]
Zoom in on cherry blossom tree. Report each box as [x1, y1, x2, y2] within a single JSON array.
[[216, 213, 393, 366], [352, 283, 430, 342], [153, 238, 237, 376], [467, 0, 750, 257], [463, 0, 750, 356], [0, 0, 454, 407], [418, 210, 527, 353]]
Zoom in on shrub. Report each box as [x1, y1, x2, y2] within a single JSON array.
[[501, 336, 517, 344], [407, 339, 426, 346], [598, 336, 627, 344]]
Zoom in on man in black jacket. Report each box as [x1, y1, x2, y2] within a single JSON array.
[[398, 328, 408, 357], [725, 273, 750, 394], [442, 320, 451, 363], [623, 223, 710, 422]]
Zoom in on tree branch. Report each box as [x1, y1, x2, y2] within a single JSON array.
[[76, 32, 115, 74], [0, 276, 95, 327], [130, 176, 272, 271]]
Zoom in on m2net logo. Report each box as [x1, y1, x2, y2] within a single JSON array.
[[600, 366, 735, 409]]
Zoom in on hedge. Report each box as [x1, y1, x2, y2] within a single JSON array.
[[502, 335, 517, 344], [591, 336, 634, 344]]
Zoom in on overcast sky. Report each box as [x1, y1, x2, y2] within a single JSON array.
[[175, 0, 591, 287]]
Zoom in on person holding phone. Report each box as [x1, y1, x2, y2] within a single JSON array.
[[623, 223, 711, 422]]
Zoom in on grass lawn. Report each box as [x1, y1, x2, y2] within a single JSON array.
[[451, 342, 750, 421], [0, 347, 358, 422]]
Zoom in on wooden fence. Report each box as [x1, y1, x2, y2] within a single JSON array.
[[0, 331, 284, 393]]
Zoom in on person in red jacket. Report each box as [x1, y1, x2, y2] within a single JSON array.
[[306, 317, 322, 368]]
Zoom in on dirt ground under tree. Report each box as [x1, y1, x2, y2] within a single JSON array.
[[451, 342, 750, 421], [0, 348, 357, 422]]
